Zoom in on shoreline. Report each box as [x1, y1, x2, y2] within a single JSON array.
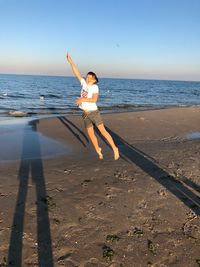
[[1, 104, 200, 123], [1, 106, 200, 266], [1, 106, 200, 165]]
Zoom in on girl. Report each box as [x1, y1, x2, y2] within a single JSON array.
[[66, 53, 119, 160]]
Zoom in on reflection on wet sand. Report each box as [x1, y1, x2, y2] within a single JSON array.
[[0, 119, 70, 163]]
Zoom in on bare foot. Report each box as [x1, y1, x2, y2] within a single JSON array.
[[97, 147, 103, 159], [114, 147, 119, 160]]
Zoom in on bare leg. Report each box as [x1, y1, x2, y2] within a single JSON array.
[[97, 124, 119, 160], [86, 126, 103, 159]]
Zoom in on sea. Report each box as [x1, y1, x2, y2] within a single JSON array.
[[0, 73, 200, 120]]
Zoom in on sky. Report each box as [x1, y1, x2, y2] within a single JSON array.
[[0, 0, 200, 81]]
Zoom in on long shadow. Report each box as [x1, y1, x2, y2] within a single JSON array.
[[106, 127, 200, 215], [40, 100, 88, 147], [58, 116, 89, 147], [8, 120, 54, 267]]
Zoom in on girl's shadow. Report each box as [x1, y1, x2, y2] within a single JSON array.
[[104, 126, 200, 215]]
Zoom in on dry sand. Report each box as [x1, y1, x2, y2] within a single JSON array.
[[0, 106, 200, 267]]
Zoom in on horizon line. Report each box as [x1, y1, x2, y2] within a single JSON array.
[[0, 72, 200, 83]]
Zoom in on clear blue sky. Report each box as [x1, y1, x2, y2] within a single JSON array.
[[0, 0, 200, 81]]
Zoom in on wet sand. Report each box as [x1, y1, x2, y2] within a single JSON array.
[[1, 106, 200, 267]]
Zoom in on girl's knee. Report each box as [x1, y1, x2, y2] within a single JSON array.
[[100, 129, 108, 137], [87, 128, 95, 137], [97, 124, 106, 134], [87, 126, 94, 133]]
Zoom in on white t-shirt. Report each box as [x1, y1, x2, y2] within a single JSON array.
[[79, 78, 99, 111]]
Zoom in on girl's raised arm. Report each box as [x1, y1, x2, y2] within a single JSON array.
[[66, 52, 82, 82]]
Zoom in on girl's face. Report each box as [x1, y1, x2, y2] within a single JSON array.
[[86, 74, 96, 85]]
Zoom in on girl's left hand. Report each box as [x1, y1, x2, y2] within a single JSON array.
[[75, 97, 82, 105]]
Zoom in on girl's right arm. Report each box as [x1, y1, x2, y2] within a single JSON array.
[[66, 52, 82, 82]]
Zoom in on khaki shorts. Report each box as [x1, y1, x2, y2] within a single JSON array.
[[82, 110, 103, 128]]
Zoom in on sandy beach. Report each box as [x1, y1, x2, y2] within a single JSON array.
[[1, 106, 200, 267]]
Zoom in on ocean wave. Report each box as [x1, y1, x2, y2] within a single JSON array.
[[1, 93, 63, 99], [28, 106, 71, 111], [98, 103, 167, 110], [6, 94, 29, 99], [1, 104, 199, 119], [44, 94, 63, 98]]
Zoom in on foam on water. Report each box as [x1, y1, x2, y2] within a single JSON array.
[[186, 132, 200, 140]]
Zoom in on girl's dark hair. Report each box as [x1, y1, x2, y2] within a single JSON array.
[[87, 71, 99, 83]]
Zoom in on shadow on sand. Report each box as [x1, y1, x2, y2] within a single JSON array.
[[104, 126, 200, 215], [8, 120, 54, 267], [58, 116, 89, 147], [57, 116, 200, 214]]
